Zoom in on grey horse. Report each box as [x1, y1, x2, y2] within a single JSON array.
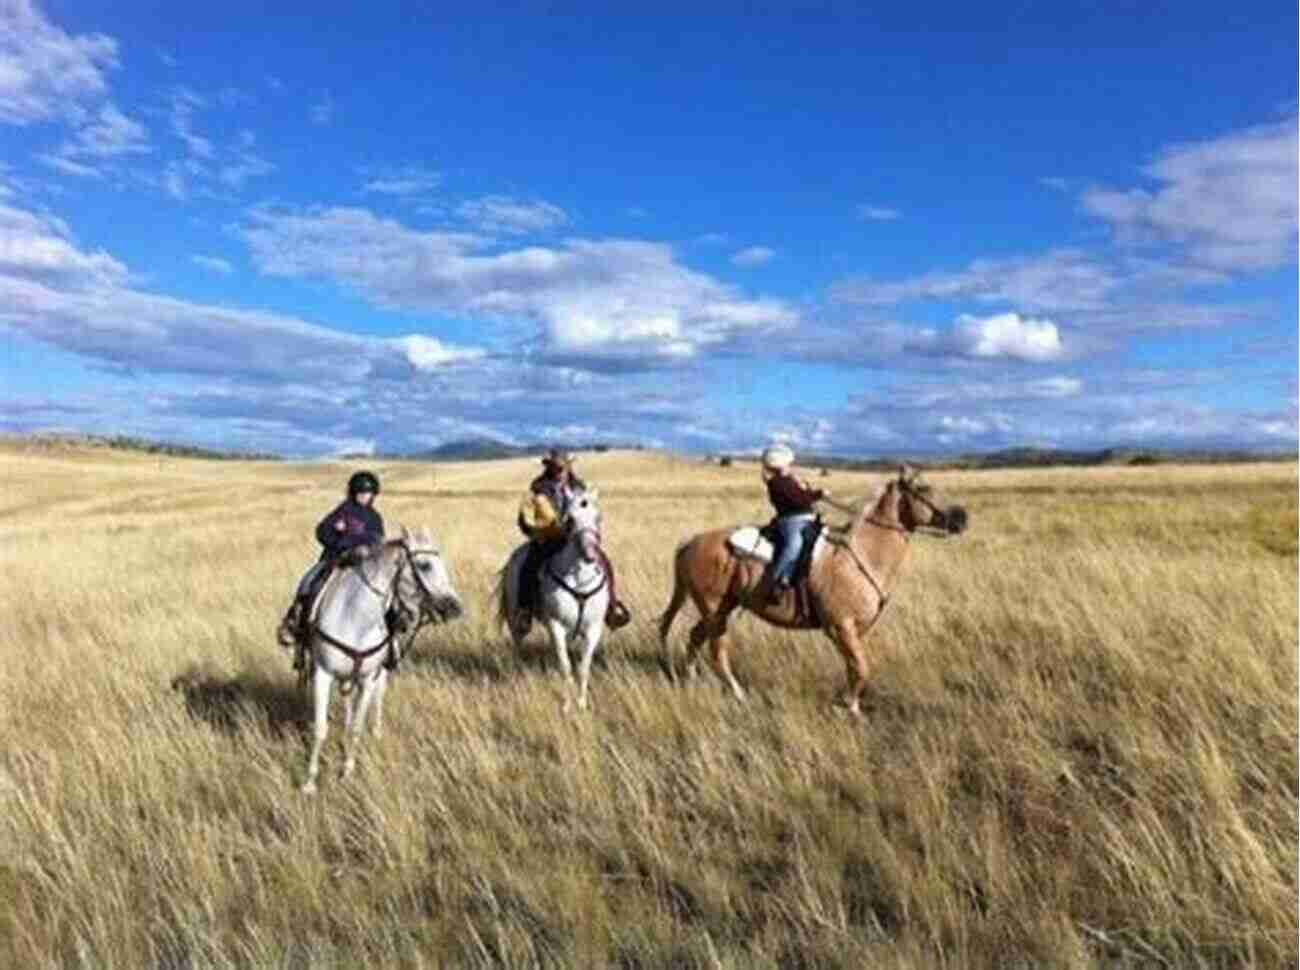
[[301, 526, 462, 793]]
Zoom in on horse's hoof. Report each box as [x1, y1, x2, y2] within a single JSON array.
[[300, 780, 317, 795]]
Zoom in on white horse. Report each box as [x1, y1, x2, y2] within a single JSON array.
[[498, 488, 610, 711], [301, 526, 462, 793]]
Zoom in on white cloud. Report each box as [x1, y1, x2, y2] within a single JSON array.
[[0, 203, 126, 287], [393, 334, 485, 370], [455, 195, 568, 235], [309, 93, 334, 125], [0, 0, 118, 124], [65, 102, 150, 156], [832, 248, 1118, 312], [191, 254, 232, 275], [731, 246, 775, 267], [36, 152, 100, 178], [0, 199, 484, 386], [361, 165, 441, 197], [1082, 117, 1298, 271], [857, 204, 901, 221], [170, 88, 213, 159], [238, 206, 796, 367], [951, 311, 1063, 362], [219, 150, 274, 188]]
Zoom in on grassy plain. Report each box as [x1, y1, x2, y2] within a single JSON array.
[[0, 442, 1295, 969]]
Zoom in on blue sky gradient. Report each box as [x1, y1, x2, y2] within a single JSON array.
[[1, 1, 1295, 456]]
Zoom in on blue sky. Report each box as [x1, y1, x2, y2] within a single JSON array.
[[1, 1, 1295, 457]]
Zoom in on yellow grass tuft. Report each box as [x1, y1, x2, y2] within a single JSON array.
[[0, 448, 1294, 967]]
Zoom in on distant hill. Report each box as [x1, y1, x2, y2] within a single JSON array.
[[3, 432, 281, 461], [715, 445, 1295, 472], [395, 438, 647, 462]]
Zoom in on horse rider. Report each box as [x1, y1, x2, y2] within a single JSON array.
[[761, 444, 830, 602], [276, 470, 388, 661], [517, 447, 631, 628]]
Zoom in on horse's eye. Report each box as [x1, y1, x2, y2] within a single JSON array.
[[417, 562, 431, 572]]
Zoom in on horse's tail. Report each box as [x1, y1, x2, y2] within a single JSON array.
[[658, 537, 695, 680], [494, 562, 510, 634]]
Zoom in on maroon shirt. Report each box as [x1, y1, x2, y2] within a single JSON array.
[[767, 472, 824, 517]]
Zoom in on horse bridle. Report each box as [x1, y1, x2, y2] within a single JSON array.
[[546, 513, 607, 628], [312, 540, 443, 677]]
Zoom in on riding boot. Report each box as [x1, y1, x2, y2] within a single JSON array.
[[276, 600, 303, 648], [598, 549, 631, 629]]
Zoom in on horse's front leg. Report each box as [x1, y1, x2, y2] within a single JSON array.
[[301, 660, 332, 794], [341, 668, 385, 780], [573, 616, 605, 711]]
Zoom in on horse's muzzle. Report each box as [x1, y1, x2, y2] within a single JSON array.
[[942, 505, 968, 534], [434, 596, 464, 622]]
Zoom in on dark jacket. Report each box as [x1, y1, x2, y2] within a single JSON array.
[[316, 498, 385, 560], [767, 472, 824, 518]]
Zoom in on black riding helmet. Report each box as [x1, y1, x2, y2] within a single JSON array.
[[347, 470, 380, 497]]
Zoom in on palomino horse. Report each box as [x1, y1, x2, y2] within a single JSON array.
[[658, 467, 966, 715], [498, 488, 610, 711], [301, 527, 462, 793]]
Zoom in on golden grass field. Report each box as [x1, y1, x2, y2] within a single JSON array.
[[0, 442, 1295, 969]]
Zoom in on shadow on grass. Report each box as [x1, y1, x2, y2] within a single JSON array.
[[171, 665, 309, 739]]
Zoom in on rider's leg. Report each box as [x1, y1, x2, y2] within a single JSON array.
[[769, 514, 809, 598], [597, 549, 631, 628]]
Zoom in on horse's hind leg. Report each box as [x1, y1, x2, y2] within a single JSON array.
[[707, 610, 745, 701], [301, 664, 332, 794]]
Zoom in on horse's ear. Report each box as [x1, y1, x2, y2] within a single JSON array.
[[399, 524, 410, 540], [897, 464, 910, 483]]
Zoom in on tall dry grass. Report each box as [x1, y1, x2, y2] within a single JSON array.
[[0, 445, 1295, 968]]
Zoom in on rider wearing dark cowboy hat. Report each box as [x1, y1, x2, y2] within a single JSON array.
[[517, 448, 631, 629], [276, 469, 387, 657]]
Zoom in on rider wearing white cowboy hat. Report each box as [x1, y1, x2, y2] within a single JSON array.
[[761, 444, 830, 601]]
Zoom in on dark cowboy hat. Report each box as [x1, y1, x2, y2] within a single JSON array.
[[541, 447, 575, 468]]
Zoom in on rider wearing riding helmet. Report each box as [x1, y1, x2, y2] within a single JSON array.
[[761, 444, 829, 601], [276, 469, 386, 651]]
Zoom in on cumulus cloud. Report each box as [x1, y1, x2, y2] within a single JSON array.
[[455, 195, 569, 235], [950, 311, 1064, 362], [238, 205, 796, 368], [392, 334, 485, 370], [731, 246, 775, 267], [1082, 117, 1298, 271], [0, 0, 118, 125]]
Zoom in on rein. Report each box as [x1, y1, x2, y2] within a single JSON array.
[[309, 540, 435, 681], [545, 526, 608, 628]]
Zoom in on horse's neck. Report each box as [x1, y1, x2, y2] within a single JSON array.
[[552, 535, 603, 585], [848, 487, 907, 570], [320, 553, 397, 628]]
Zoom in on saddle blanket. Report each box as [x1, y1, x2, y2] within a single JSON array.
[[726, 526, 825, 565]]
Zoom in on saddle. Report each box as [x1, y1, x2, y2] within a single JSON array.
[[728, 517, 825, 584], [726, 518, 826, 625]]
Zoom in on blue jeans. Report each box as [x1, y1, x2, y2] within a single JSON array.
[[771, 514, 813, 586]]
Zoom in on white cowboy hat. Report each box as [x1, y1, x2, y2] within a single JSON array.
[[761, 444, 794, 471]]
